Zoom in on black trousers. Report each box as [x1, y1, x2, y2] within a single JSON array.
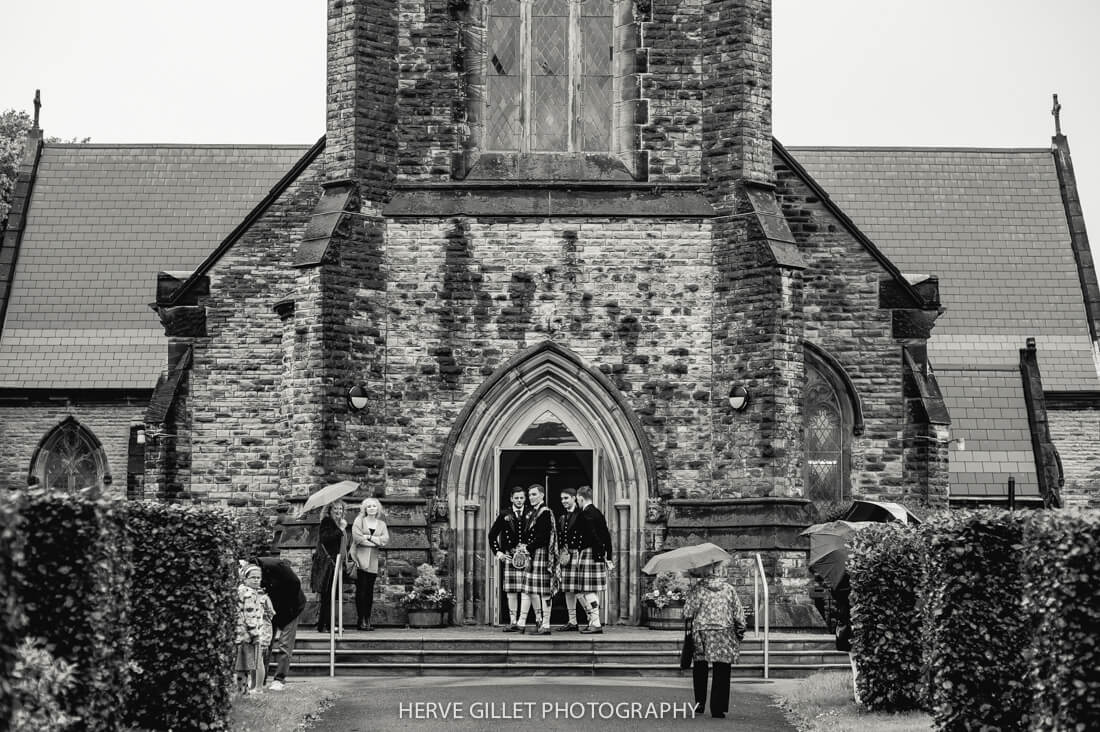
[[356, 569, 377, 622], [317, 564, 336, 630], [693, 660, 731, 716]]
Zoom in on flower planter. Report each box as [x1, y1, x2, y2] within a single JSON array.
[[645, 603, 686, 630], [406, 609, 446, 628]]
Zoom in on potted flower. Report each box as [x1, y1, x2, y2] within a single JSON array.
[[643, 571, 691, 629], [401, 563, 454, 628]]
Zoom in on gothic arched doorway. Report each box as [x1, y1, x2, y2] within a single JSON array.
[[439, 341, 655, 625]]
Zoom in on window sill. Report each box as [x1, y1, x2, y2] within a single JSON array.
[[459, 152, 641, 182]]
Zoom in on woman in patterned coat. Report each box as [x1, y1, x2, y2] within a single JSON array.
[[683, 561, 747, 719]]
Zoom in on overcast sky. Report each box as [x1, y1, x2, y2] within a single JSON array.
[[2, 0, 1098, 262]]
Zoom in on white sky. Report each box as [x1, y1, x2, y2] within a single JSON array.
[[2, 0, 1098, 263]]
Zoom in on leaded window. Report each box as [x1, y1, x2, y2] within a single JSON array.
[[31, 418, 108, 493], [804, 365, 850, 502], [484, 0, 613, 153]]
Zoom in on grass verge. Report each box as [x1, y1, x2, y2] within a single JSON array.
[[228, 681, 337, 732], [770, 671, 933, 732]]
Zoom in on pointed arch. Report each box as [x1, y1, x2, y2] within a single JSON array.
[[29, 416, 110, 493], [439, 340, 655, 625], [802, 342, 862, 504]]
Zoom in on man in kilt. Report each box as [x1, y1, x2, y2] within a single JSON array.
[[519, 484, 560, 635], [489, 485, 529, 632], [556, 487, 594, 631], [575, 485, 614, 633]]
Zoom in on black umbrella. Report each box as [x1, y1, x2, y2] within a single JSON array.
[[840, 499, 921, 525]]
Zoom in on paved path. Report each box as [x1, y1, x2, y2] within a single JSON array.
[[300, 676, 797, 731]]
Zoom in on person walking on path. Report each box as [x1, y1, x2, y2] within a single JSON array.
[[683, 561, 747, 719], [253, 555, 306, 691], [350, 497, 389, 631], [312, 500, 349, 633], [489, 485, 530, 632], [519, 484, 560, 635], [575, 485, 614, 633]]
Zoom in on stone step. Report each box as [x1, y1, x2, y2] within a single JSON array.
[[295, 637, 838, 653], [288, 660, 852, 679]]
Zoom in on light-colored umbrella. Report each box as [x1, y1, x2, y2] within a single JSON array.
[[642, 542, 732, 575], [298, 480, 359, 517], [840, 499, 922, 525]]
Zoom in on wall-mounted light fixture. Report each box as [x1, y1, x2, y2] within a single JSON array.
[[136, 428, 146, 445], [347, 384, 369, 411], [727, 385, 749, 411]]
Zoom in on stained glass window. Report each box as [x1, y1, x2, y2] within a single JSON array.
[[484, 0, 613, 152], [33, 419, 107, 493]]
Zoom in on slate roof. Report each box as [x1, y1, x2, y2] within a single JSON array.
[[789, 146, 1096, 500], [788, 146, 1099, 392], [0, 144, 311, 389]]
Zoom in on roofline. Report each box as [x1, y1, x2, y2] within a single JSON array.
[[784, 145, 1052, 154], [166, 136, 326, 306], [772, 138, 928, 308], [42, 142, 314, 150]]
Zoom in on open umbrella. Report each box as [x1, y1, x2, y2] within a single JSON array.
[[800, 520, 876, 589], [298, 480, 359, 517], [642, 542, 732, 575], [840, 499, 921, 525]]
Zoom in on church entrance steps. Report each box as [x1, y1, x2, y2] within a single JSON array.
[[290, 629, 848, 678]]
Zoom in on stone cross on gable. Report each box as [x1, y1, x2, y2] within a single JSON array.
[[1052, 93, 1062, 136]]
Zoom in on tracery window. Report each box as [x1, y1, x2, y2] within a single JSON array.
[[804, 362, 852, 502], [30, 418, 109, 493], [484, 0, 614, 153]]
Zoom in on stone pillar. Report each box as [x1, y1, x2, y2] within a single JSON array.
[[615, 501, 632, 624], [461, 501, 480, 624]]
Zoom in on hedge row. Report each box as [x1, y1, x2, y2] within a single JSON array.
[[847, 509, 1100, 731], [847, 523, 925, 712], [127, 503, 238, 730], [17, 492, 132, 732], [0, 491, 25, 729], [5, 495, 244, 731]]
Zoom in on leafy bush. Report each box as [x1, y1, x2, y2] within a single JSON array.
[[16, 491, 131, 731], [848, 523, 926, 712], [11, 638, 76, 732], [643, 571, 690, 608], [234, 509, 277, 559], [1021, 510, 1100, 731], [401, 563, 454, 610], [923, 511, 1032, 731], [0, 491, 25, 730], [125, 502, 239, 731]]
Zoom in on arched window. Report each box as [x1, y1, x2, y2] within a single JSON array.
[[30, 418, 109, 493], [803, 348, 860, 504], [484, 0, 614, 153]]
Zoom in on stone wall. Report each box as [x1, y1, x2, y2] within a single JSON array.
[[1049, 408, 1100, 508], [0, 399, 143, 493]]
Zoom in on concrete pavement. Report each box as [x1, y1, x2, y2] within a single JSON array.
[[296, 676, 797, 731]]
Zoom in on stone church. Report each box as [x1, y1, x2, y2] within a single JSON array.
[[2, 0, 1097, 626]]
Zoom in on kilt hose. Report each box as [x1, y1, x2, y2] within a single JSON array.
[[561, 548, 607, 593], [521, 548, 554, 596], [502, 559, 525, 594]]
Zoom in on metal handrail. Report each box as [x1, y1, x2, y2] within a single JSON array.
[[329, 552, 344, 677], [752, 552, 770, 679]]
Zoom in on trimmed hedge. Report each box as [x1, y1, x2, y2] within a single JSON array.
[[0, 491, 25, 730], [126, 502, 239, 731], [923, 511, 1032, 731], [1022, 510, 1100, 731], [848, 522, 925, 712], [16, 492, 131, 732]]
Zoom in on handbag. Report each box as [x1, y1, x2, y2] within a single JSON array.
[[679, 619, 695, 670]]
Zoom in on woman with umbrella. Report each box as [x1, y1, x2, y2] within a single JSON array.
[[683, 560, 746, 719], [311, 500, 349, 633]]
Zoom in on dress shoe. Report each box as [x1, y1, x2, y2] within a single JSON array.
[[555, 622, 579, 632], [364, 623, 374, 631], [356, 619, 368, 631], [316, 624, 329, 634], [711, 713, 726, 719], [579, 625, 603, 634], [535, 627, 552, 636], [502, 624, 521, 633]]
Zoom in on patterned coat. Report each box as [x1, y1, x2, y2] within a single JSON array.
[[236, 584, 264, 645], [684, 579, 747, 664]]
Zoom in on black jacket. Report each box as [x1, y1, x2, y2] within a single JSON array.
[[489, 507, 528, 554], [521, 504, 553, 553], [581, 503, 613, 561], [558, 507, 587, 551], [256, 556, 306, 629]]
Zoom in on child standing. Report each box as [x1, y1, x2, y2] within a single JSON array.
[[235, 563, 264, 695], [255, 583, 276, 689]]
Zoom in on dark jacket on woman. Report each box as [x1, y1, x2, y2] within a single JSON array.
[[310, 515, 347, 594], [489, 506, 528, 554]]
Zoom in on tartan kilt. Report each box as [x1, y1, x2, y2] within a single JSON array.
[[521, 548, 554, 596], [501, 558, 525, 593], [561, 548, 607, 592]]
